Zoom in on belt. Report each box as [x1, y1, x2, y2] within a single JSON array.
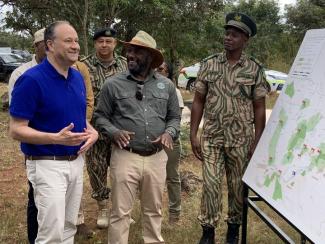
[[25, 155, 78, 161], [123, 147, 162, 157]]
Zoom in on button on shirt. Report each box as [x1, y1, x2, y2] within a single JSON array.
[[94, 70, 180, 152], [195, 52, 270, 147]]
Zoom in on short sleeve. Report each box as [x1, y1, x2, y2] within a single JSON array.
[[194, 61, 209, 95], [10, 74, 41, 120], [254, 68, 271, 100]]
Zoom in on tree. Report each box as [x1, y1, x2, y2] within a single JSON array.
[[1, 0, 92, 54], [285, 0, 325, 39]]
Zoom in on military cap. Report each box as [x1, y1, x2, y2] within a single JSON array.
[[224, 12, 257, 37], [93, 27, 116, 40]]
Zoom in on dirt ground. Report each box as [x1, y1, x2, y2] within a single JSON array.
[[0, 95, 203, 243]]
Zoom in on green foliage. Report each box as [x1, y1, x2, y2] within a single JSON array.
[[285, 0, 325, 40], [0, 0, 319, 72], [0, 31, 33, 51]]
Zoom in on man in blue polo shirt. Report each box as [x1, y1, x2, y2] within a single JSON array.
[[9, 21, 98, 243]]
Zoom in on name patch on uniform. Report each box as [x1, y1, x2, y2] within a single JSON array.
[[157, 83, 165, 89]]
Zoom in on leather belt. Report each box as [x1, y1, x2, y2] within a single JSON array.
[[124, 147, 162, 157], [25, 155, 78, 161]]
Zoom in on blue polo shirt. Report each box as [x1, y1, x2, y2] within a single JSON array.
[[10, 58, 87, 156]]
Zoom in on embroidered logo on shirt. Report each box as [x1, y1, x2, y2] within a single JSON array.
[[157, 83, 165, 89]]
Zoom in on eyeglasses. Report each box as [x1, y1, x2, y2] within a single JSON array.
[[136, 83, 144, 101]]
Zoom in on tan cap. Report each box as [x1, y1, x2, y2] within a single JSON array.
[[120, 30, 164, 68], [33, 28, 45, 44]]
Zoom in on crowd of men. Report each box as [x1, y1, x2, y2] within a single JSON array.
[[8, 12, 270, 244]]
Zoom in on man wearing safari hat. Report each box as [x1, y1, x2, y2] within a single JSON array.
[[82, 26, 127, 228], [94, 30, 180, 243], [190, 13, 270, 244]]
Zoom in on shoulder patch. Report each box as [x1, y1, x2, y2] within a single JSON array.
[[201, 53, 219, 63]]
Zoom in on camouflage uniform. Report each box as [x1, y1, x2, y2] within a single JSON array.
[[195, 51, 270, 226], [82, 53, 127, 201]]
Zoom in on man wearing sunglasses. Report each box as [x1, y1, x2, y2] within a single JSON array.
[[94, 30, 180, 244]]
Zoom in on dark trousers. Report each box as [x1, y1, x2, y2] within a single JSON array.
[[27, 181, 38, 244]]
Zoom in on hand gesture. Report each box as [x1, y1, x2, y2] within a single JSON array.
[[113, 130, 135, 149], [151, 132, 173, 150], [55, 123, 90, 146], [78, 127, 99, 154]]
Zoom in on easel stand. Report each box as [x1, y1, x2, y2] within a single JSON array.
[[241, 183, 312, 244]]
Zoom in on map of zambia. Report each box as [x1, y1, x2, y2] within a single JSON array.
[[243, 29, 325, 244]]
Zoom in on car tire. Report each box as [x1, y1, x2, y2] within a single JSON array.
[[187, 78, 196, 92]]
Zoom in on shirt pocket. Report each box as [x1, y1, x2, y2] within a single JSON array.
[[150, 92, 169, 119], [234, 74, 255, 100], [115, 91, 135, 112]]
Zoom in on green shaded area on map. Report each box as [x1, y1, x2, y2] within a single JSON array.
[[311, 143, 325, 171], [282, 113, 321, 165], [300, 99, 310, 110], [268, 108, 288, 165], [273, 176, 283, 200], [285, 82, 295, 98], [264, 112, 322, 201]]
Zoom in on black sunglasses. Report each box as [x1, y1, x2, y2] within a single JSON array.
[[136, 83, 144, 101]]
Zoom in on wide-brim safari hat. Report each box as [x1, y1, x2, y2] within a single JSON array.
[[120, 30, 164, 68]]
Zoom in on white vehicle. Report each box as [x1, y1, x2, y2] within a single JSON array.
[[177, 63, 200, 91], [177, 62, 288, 93], [265, 69, 288, 91]]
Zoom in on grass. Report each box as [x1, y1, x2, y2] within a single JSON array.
[[0, 83, 309, 243]]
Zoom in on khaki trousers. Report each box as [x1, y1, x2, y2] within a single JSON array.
[[108, 146, 167, 244]]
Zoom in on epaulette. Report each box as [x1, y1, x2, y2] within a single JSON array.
[[249, 56, 264, 68], [201, 53, 219, 63]]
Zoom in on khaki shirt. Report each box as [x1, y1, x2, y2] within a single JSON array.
[[72, 61, 94, 121], [81, 53, 127, 107], [195, 52, 270, 147]]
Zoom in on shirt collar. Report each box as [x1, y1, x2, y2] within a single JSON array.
[[93, 53, 117, 67], [126, 69, 156, 83], [219, 51, 247, 66], [42, 58, 73, 80]]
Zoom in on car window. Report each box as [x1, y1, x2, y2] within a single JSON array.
[[0, 53, 23, 63]]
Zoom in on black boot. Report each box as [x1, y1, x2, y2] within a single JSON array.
[[225, 223, 240, 244], [198, 225, 215, 244]]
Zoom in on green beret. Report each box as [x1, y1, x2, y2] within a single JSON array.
[[224, 12, 257, 37], [93, 27, 116, 40]]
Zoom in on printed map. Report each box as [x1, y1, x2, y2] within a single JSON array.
[[243, 29, 325, 244]]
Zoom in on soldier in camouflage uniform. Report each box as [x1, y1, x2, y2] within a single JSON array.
[[190, 13, 270, 244], [81, 27, 127, 228]]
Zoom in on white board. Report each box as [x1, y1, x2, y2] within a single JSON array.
[[243, 29, 325, 244]]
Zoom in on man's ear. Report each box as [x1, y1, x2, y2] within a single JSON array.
[[46, 39, 53, 52]]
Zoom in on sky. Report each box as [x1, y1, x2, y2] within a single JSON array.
[[279, 0, 297, 13]]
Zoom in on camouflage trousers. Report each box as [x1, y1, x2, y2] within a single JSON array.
[[198, 138, 251, 227], [165, 139, 181, 216], [86, 135, 112, 201]]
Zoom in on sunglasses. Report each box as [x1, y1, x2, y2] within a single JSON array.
[[136, 83, 144, 101]]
